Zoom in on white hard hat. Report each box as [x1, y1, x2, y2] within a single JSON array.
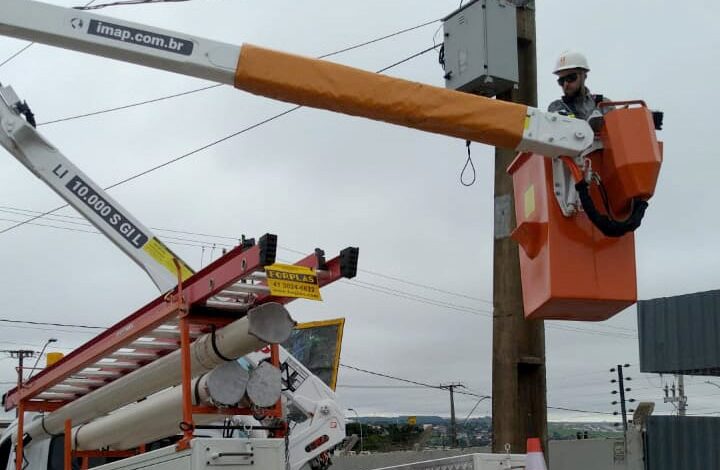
[[553, 50, 590, 74]]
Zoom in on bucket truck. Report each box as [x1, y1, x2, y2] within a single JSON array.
[[0, 0, 664, 468]]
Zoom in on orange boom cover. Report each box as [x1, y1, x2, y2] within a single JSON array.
[[234, 44, 527, 150]]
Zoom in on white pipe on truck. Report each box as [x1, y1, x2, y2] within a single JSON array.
[[24, 302, 294, 443], [74, 361, 250, 450]]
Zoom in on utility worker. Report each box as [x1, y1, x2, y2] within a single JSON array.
[[548, 51, 608, 121]]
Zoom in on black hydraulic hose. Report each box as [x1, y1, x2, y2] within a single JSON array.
[[575, 180, 648, 237]]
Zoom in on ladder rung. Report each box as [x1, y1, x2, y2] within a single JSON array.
[[215, 290, 253, 300], [129, 341, 178, 350], [223, 284, 270, 295], [64, 378, 107, 387], [110, 351, 158, 361], [47, 384, 91, 393], [148, 329, 181, 339], [77, 370, 122, 378], [36, 392, 77, 400], [91, 361, 139, 370], [204, 300, 251, 311], [147, 328, 201, 339]]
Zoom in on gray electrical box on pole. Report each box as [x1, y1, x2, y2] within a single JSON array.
[[442, 0, 519, 96]]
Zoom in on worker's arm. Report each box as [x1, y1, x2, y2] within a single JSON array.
[[0, 0, 593, 157]]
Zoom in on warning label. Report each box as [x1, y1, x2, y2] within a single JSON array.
[[143, 237, 194, 281], [265, 264, 322, 301]]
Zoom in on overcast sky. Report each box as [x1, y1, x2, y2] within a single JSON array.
[[0, 0, 718, 426]]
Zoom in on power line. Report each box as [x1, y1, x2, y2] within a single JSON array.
[[376, 45, 439, 74], [37, 85, 223, 126], [317, 19, 441, 60], [342, 280, 492, 317], [341, 363, 613, 416], [340, 363, 446, 391], [337, 385, 425, 389], [0, 318, 105, 330], [339, 364, 489, 400], [545, 406, 613, 416], [0, 44, 34, 69]]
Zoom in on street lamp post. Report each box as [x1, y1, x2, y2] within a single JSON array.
[[26, 338, 57, 381], [348, 408, 363, 453]]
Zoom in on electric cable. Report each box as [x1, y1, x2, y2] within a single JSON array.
[[341, 363, 613, 415], [460, 140, 476, 186], [74, 0, 189, 9], [336, 385, 425, 389], [376, 44, 439, 74], [0, 318, 104, 330], [37, 85, 222, 126], [317, 19, 441, 60], [0, 216, 209, 248], [340, 363, 446, 391], [0, 44, 34, 69], [342, 279, 493, 316]]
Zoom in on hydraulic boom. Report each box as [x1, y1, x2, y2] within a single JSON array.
[[0, 0, 593, 159]]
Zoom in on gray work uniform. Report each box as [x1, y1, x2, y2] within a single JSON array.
[[548, 88, 609, 121]]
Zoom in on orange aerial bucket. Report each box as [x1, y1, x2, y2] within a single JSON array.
[[507, 102, 662, 321], [508, 152, 637, 321]]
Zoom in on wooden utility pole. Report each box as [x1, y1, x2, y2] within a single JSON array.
[[491, 1, 547, 454], [445, 383, 460, 447], [1, 349, 35, 416]]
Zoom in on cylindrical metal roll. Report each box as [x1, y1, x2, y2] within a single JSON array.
[[73, 361, 250, 450]]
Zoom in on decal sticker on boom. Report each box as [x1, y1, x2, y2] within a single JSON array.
[[66, 175, 148, 248], [86, 19, 194, 56], [143, 237, 194, 281]]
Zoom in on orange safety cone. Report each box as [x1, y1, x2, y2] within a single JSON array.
[[525, 438, 548, 470]]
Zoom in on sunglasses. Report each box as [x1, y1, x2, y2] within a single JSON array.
[[557, 72, 579, 86]]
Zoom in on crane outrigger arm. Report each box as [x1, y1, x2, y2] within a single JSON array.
[[0, 0, 594, 158]]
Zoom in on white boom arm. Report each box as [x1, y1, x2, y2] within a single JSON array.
[[246, 348, 346, 470], [0, 0, 594, 159], [0, 84, 192, 291]]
